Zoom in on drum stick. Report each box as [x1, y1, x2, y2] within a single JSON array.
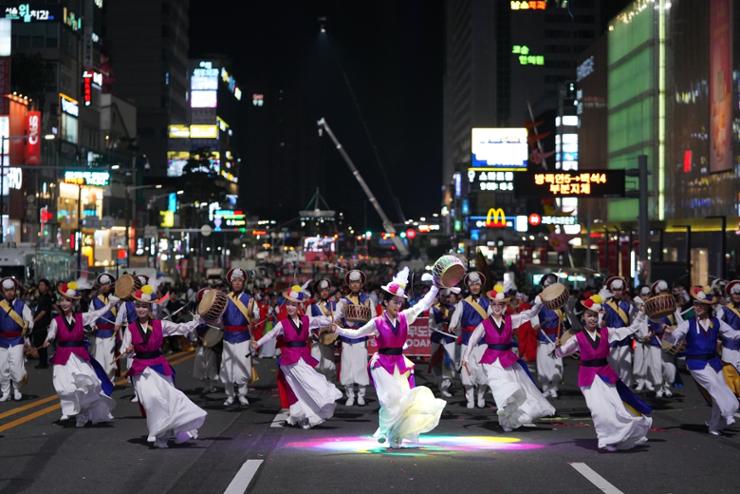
[[431, 327, 457, 340], [163, 303, 187, 321]]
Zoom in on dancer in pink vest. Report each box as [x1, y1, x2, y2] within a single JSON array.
[[43, 281, 118, 426], [334, 267, 446, 448], [555, 295, 651, 452], [462, 283, 554, 432], [252, 284, 341, 428], [118, 284, 205, 448]]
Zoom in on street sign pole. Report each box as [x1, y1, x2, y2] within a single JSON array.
[[638, 155, 649, 284]]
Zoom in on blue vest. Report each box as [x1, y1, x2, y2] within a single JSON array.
[[92, 296, 116, 338], [222, 292, 252, 344], [538, 307, 561, 342], [310, 300, 335, 317], [460, 296, 489, 345], [0, 299, 26, 347], [430, 304, 455, 344], [684, 317, 722, 372], [604, 299, 632, 346], [721, 304, 740, 331]]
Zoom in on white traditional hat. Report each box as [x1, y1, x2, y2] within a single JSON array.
[[381, 267, 410, 299]]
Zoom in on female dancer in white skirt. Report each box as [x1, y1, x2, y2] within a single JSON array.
[[462, 283, 554, 432], [252, 285, 342, 428], [555, 295, 652, 451], [334, 268, 446, 448], [43, 281, 118, 427], [118, 284, 206, 448]]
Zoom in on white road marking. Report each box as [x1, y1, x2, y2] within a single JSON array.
[[270, 410, 290, 428], [570, 462, 624, 494], [224, 459, 264, 494]]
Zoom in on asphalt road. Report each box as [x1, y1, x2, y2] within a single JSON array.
[[1, 350, 739, 494]]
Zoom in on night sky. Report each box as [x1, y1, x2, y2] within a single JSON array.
[[189, 0, 444, 229]]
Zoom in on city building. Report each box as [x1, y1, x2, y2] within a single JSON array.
[[577, 0, 739, 284], [104, 0, 189, 177]]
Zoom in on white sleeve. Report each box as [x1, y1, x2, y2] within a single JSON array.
[[256, 321, 283, 347], [510, 302, 543, 329], [336, 319, 378, 339], [461, 324, 484, 362], [161, 317, 200, 337], [718, 319, 740, 340], [555, 335, 578, 358], [308, 315, 332, 329], [663, 319, 690, 345], [449, 301, 464, 331], [82, 303, 114, 326], [402, 286, 439, 325], [252, 300, 261, 320], [607, 314, 646, 343], [45, 319, 58, 343], [118, 328, 132, 353], [22, 304, 34, 331]]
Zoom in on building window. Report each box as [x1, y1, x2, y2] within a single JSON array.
[[61, 113, 78, 144]]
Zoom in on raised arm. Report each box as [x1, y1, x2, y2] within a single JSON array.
[[607, 312, 646, 343], [335, 318, 378, 339], [161, 316, 201, 337], [449, 300, 464, 331], [509, 299, 543, 329], [254, 320, 284, 348], [308, 314, 332, 329], [663, 319, 689, 345], [82, 302, 116, 326], [402, 286, 439, 325]]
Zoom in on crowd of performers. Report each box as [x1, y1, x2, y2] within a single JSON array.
[[2, 263, 740, 452]]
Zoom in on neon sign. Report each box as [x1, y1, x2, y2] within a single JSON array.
[[512, 45, 544, 65]]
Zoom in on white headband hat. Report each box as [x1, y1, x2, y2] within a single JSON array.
[[348, 270, 363, 282], [1, 278, 16, 290], [731, 283, 740, 295]]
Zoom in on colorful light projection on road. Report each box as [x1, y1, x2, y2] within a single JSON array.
[[284, 435, 544, 457]]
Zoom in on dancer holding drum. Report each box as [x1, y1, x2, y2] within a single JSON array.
[[193, 288, 225, 393], [221, 267, 259, 407], [462, 283, 554, 432], [43, 281, 118, 426], [310, 278, 338, 380], [637, 281, 679, 397], [87, 273, 118, 380], [114, 273, 150, 403], [603, 276, 636, 387], [118, 284, 206, 448], [450, 271, 490, 408], [251, 285, 342, 429], [662, 286, 740, 435], [428, 288, 459, 398], [333, 267, 446, 448], [535, 274, 568, 399], [334, 269, 377, 406], [555, 295, 652, 452]]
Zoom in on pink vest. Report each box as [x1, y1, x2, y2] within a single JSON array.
[[479, 316, 518, 368], [575, 327, 618, 387], [128, 320, 173, 377], [50, 313, 90, 366], [372, 313, 413, 376], [279, 315, 318, 367]]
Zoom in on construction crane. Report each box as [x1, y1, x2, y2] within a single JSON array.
[[317, 117, 409, 257]]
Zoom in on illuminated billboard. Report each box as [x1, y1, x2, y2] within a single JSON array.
[[513, 171, 625, 198], [191, 61, 219, 108], [471, 128, 528, 169]]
